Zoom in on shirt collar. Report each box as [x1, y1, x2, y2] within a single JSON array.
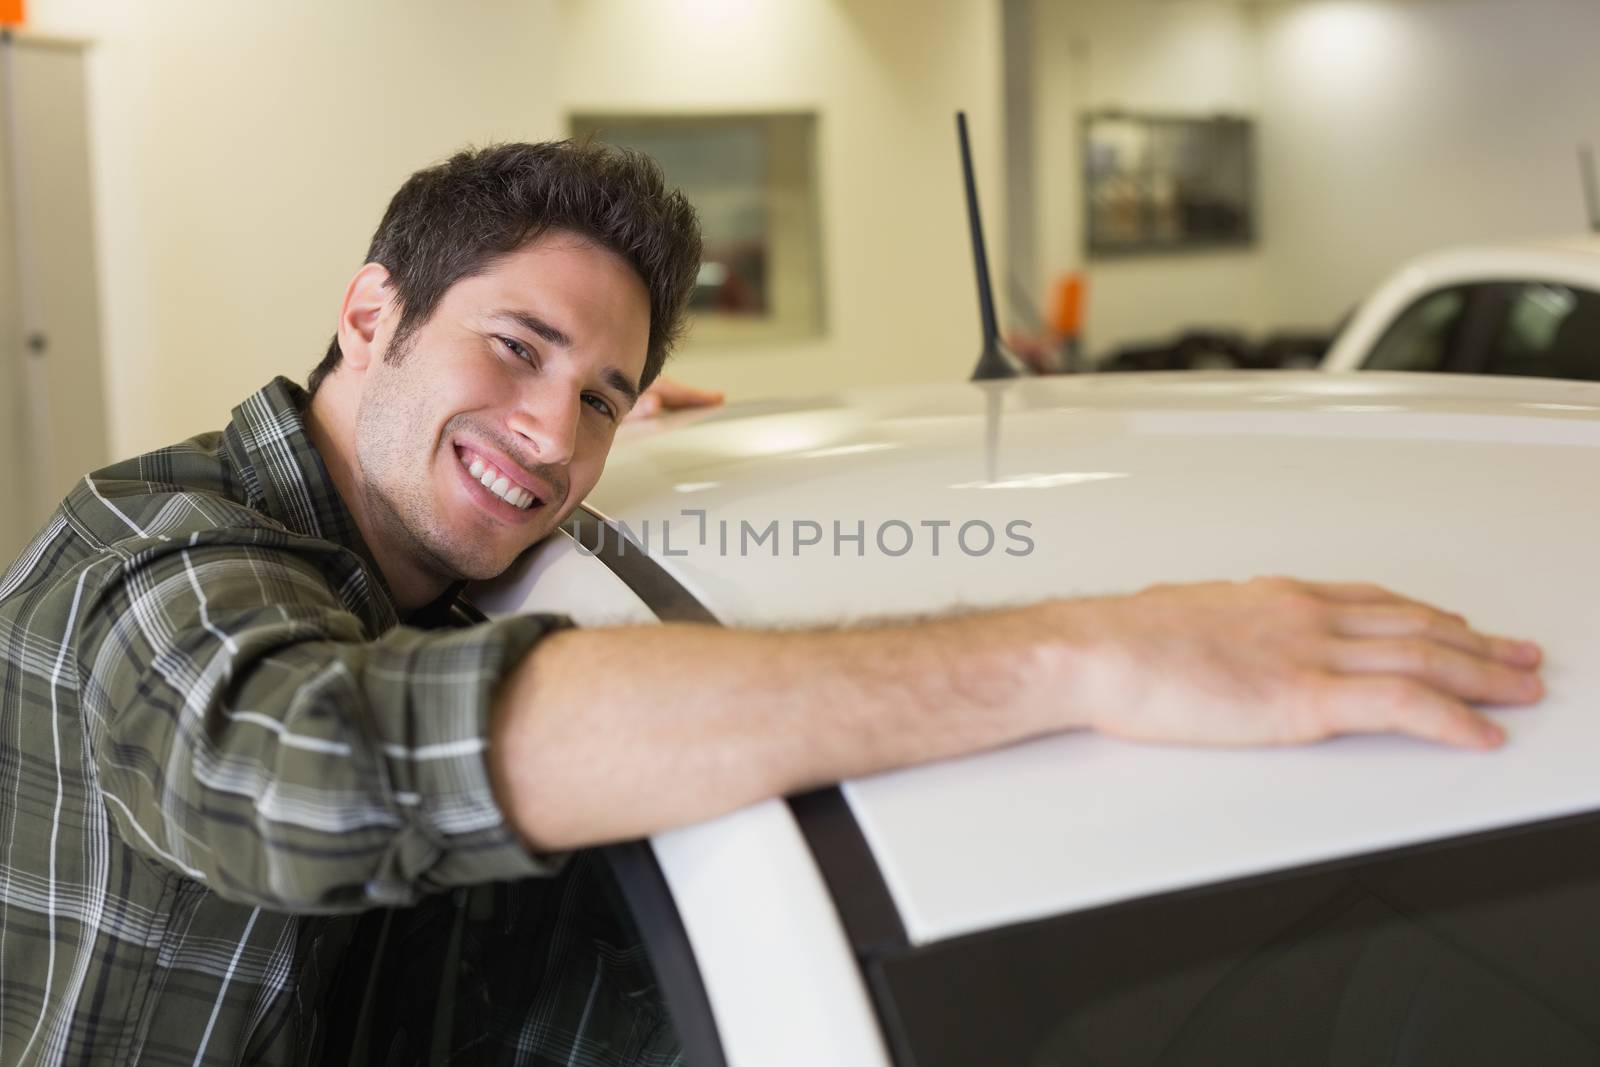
[[224, 377, 392, 589], [222, 376, 472, 628]]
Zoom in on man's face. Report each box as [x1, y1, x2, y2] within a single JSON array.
[[353, 230, 650, 585]]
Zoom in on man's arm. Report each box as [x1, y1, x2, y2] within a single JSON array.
[[80, 538, 566, 911], [490, 577, 1544, 850]]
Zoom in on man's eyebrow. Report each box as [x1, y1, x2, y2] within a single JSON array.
[[603, 367, 641, 408], [494, 309, 573, 349]]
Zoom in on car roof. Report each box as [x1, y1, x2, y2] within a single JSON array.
[[1509, 234, 1600, 258], [1390, 234, 1600, 290], [587, 371, 1600, 944]]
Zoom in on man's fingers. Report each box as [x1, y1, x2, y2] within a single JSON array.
[[650, 377, 725, 410], [1300, 579, 1467, 621], [666, 383, 726, 407], [1325, 638, 1544, 705], [1330, 605, 1543, 666], [1331, 604, 1478, 646], [1314, 675, 1505, 749], [627, 377, 725, 421], [1294, 581, 1545, 665]]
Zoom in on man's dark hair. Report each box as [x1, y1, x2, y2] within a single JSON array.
[[307, 140, 701, 396]]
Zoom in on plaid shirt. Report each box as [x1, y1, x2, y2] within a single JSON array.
[[0, 378, 682, 1065]]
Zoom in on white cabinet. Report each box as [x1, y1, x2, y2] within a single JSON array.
[[0, 34, 108, 565]]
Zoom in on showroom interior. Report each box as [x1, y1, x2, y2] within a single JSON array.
[[3, 4, 1599, 1064], [1, 0, 1596, 561]]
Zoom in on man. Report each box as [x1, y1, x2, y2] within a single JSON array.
[[0, 141, 1543, 1066]]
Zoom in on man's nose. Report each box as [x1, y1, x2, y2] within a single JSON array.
[[509, 389, 580, 467]]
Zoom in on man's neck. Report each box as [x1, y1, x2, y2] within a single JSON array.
[[304, 379, 449, 615]]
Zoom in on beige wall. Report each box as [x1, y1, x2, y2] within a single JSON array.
[[26, 0, 563, 456], [1030, 0, 1266, 359], [1030, 0, 1600, 360], [25, 0, 1005, 449], [1257, 0, 1600, 330], [33, 0, 1590, 451], [557, 0, 1006, 400]]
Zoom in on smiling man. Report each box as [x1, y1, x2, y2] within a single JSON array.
[[310, 233, 648, 605], [0, 141, 1545, 1066]]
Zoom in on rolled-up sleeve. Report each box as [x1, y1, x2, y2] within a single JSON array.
[[75, 537, 569, 913]]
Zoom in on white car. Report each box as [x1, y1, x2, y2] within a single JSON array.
[[1323, 236, 1600, 382], [474, 370, 1600, 1066]]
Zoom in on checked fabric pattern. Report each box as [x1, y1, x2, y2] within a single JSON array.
[[0, 378, 682, 1066]]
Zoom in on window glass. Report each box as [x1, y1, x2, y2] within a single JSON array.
[[871, 814, 1600, 1067], [1362, 288, 1469, 372], [1482, 284, 1600, 381], [328, 852, 689, 1064]]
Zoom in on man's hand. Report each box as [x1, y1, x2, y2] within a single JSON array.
[[1061, 577, 1543, 750], [627, 376, 725, 420]]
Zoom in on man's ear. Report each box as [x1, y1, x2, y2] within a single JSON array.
[[337, 263, 394, 373]]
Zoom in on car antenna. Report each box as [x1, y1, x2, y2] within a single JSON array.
[[957, 111, 1019, 380], [1581, 143, 1600, 234]]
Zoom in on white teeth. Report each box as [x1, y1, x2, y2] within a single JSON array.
[[460, 449, 534, 509]]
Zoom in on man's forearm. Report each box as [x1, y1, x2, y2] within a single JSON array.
[[488, 578, 1545, 852], [488, 605, 1085, 851]]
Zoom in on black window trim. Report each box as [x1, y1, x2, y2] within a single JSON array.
[[568, 506, 930, 1065], [559, 506, 729, 1067]]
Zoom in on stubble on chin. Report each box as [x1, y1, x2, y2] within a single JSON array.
[[355, 379, 479, 585], [363, 461, 556, 584], [353, 370, 561, 585], [362, 477, 465, 582]]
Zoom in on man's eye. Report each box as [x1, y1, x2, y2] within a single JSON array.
[[497, 335, 533, 362], [583, 394, 616, 420]]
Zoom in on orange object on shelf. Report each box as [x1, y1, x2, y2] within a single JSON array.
[[0, 0, 24, 28], [1049, 272, 1085, 338]]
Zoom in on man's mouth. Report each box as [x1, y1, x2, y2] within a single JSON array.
[[456, 447, 543, 510]]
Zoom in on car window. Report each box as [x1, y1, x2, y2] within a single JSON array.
[[868, 813, 1600, 1067], [1361, 287, 1470, 372], [1481, 283, 1600, 381], [327, 851, 697, 1065]]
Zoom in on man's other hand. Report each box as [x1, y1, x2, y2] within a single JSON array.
[[1064, 577, 1544, 750], [628, 376, 725, 420]]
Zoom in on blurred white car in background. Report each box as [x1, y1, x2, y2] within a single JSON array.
[[475, 370, 1600, 1067], [1323, 236, 1600, 382]]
